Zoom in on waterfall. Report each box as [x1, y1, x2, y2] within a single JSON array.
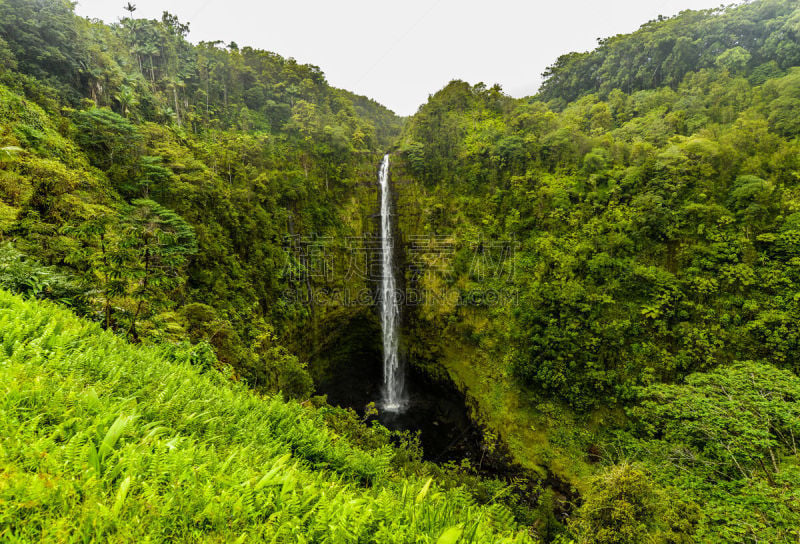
[[378, 154, 405, 412]]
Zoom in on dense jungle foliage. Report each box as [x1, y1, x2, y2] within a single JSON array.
[[2, 0, 800, 542], [393, 0, 800, 541], [0, 0, 401, 398]]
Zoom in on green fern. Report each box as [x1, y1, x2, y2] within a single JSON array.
[[0, 290, 536, 543]]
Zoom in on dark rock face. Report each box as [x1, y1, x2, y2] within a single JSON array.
[[312, 312, 383, 410]]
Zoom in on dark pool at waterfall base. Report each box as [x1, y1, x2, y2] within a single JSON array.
[[376, 377, 485, 463], [315, 346, 578, 512], [317, 360, 484, 463]]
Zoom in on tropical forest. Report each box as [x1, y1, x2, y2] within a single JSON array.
[[1, 0, 800, 541]]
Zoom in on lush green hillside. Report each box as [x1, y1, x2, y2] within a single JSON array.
[[0, 289, 534, 543], [538, 0, 800, 104], [392, 1, 800, 541], [0, 0, 401, 397], [3, 0, 800, 541]]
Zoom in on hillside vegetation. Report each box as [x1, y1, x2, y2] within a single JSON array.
[[2, 0, 800, 541], [0, 289, 533, 543], [392, 0, 800, 540], [539, 0, 800, 103], [0, 0, 399, 397]]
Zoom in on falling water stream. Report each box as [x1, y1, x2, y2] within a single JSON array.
[[314, 156, 573, 503], [378, 154, 405, 412], [319, 155, 561, 482]]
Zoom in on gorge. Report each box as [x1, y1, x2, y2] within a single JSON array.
[[3, 0, 800, 541], [316, 154, 496, 466]]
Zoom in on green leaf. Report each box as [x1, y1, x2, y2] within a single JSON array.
[[99, 414, 136, 465], [112, 476, 132, 517], [416, 477, 433, 505], [437, 526, 463, 544]]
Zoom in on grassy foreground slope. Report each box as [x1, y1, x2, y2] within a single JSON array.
[[0, 289, 533, 544]]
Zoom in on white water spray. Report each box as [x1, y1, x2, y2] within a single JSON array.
[[378, 154, 405, 412]]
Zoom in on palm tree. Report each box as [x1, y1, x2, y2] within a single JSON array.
[[114, 85, 139, 118]]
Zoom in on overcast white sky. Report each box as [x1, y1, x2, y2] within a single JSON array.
[[74, 0, 730, 116]]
